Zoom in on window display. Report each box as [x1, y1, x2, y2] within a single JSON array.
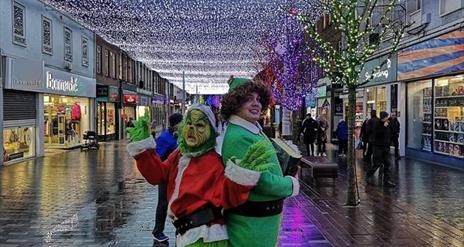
[[3, 127, 35, 162], [433, 76, 464, 158], [44, 95, 90, 147], [407, 80, 432, 151]]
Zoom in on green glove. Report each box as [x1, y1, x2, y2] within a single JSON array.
[[233, 140, 275, 172], [127, 113, 151, 142]]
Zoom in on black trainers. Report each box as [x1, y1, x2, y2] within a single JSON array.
[[153, 232, 169, 242], [383, 181, 396, 188]]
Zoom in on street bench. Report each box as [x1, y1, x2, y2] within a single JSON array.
[[299, 156, 338, 185]]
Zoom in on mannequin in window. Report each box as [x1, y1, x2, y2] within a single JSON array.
[[66, 121, 77, 143]]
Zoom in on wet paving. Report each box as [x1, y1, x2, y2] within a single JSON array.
[[1, 140, 463, 246], [0, 141, 330, 247], [298, 144, 464, 246]]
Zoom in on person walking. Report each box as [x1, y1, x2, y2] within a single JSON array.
[[389, 112, 401, 160], [317, 115, 328, 156], [366, 111, 396, 188], [360, 118, 369, 160], [301, 114, 319, 156], [151, 113, 183, 243], [336, 119, 348, 156], [365, 110, 379, 163]]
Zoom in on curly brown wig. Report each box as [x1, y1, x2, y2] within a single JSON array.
[[221, 82, 271, 120]]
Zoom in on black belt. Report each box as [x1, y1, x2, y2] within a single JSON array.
[[226, 199, 284, 217], [173, 206, 223, 235]]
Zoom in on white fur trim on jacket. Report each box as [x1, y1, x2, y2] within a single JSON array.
[[167, 156, 191, 219], [288, 176, 300, 197], [126, 136, 156, 157], [224, 159, 261, 186], [176, 223, 228, 247]]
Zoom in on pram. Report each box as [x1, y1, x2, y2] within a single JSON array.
[[81, 131, 99, 151]]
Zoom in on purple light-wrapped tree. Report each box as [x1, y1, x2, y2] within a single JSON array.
[[265, 11, 321, 112]]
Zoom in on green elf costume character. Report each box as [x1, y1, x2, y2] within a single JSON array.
[[127, 104, 273, 247], [217, 78, 300, 247]]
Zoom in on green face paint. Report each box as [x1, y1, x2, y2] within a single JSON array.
[[182, 110, 211, 147]]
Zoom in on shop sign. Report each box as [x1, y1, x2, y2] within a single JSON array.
[[5, 57, 44, 92], [122, 82, 137, 92], [398, 29, 464, 81], [124, 95, 137, 104], [359, 54, 397, 86], [317, 86, 327, 97], [45, 71, 79, 92], [6, 57, 97, 97], [137, 88, 152, 96], [108, 87, 119, 102], [138, 95, 150, 106], [96, 85, 109, 97], [152, 94, 165, 104], [317, 77, 332, 86], [42, 68, 96, 97]]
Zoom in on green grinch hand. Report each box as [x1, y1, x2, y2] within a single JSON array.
[[234, 140, 275, 172], [126, 113, 151, 142]]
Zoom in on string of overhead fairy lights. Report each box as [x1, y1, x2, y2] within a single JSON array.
[[41, 0, 319, 94]]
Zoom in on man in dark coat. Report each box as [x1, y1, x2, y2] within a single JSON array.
[[301, 114, 319, 156], [366, 111, 396, 188], [388, 112, 400, 160], [365, 110, 378, 163], [360, 118, 369, 159]]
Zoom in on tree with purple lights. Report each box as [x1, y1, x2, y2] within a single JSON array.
[[264, 11, 321, 112]]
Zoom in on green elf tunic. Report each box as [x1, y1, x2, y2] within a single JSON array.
[[219, 115, 299, 247]]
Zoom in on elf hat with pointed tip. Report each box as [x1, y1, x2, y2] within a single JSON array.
[[227, 76, 254, 93]]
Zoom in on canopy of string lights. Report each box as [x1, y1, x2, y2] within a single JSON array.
[[42, 0, 318, 94]]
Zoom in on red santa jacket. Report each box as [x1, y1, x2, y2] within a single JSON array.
[[130, 139, 260, 247]]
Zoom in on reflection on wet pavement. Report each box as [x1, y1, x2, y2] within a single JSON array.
[[1, 141, 463, 246], [0, 141, 331, 246]]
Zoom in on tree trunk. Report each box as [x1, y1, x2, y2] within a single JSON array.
[[346, 86, 359, 206]]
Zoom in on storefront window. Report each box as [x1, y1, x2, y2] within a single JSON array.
[[366, 88, 375, 114], [98, 102, 116, 137], [3, 127, 35, 162], [376, 86, 387, 113], [407, 80, 432, 151], [98, 102, 104, 136], [106, 103, 116, 135], [44, 95, 90, 147], [433, 75, 464, 158]]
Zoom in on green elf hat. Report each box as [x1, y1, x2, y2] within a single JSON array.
[[227, 76, 254, 93]]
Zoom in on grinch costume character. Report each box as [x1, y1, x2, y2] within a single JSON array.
[[127, 104, 272, 247], [218, 78, 300, 247]]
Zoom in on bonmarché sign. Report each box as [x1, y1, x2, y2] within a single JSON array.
[[42, 68, 96, 97], [46, 71, 79, 92]]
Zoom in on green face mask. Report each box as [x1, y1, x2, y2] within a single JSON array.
[[181, 110, 211, 148], [177, 109, 216, 156]]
